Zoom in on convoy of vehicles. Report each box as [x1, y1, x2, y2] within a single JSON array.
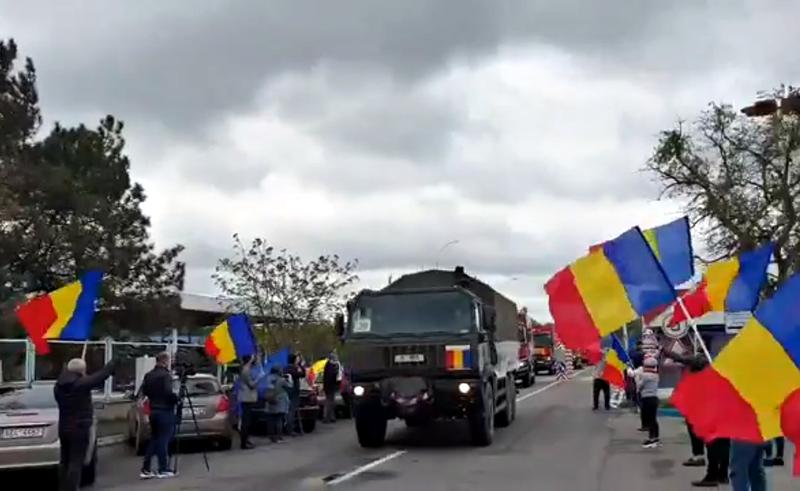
[[336, 266, 520, 448], [0, 382, 98, 485], [532, 324, 557, 375]]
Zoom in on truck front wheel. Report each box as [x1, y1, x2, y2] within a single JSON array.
[[355, 411, 387, 448], [469, 383, 495, 446]]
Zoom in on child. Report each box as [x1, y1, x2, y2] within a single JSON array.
[[630, 356, 660, 448]]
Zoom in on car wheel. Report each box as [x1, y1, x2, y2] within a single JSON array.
[[521, 368, 533, 388], [80, 442, 98, 486], [496, 376, 516, 428], [301, 417, 317, 434]]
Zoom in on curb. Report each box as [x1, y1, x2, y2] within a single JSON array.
[[98, 434, 127, 447]]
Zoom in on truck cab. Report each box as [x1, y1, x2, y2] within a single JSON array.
[[336, 267, 519, 448], [532, 324, 556, 375]]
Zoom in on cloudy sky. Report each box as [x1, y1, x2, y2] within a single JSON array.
[[2, 1, 799, 320]]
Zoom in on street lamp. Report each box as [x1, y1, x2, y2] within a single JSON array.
[[435, 240, 460, 269]]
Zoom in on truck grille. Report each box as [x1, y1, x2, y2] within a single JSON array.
[[385, 344, 443, 369]]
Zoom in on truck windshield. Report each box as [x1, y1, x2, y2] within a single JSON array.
[[351, 291, 476, 335], [534, 334, 553, 347]]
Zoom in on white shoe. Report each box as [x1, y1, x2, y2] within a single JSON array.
[[156, 471, 176, 479], [139, 471, 155, 480]]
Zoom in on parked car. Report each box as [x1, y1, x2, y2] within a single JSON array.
[[0, 382, 98, 485], [126, 374, 233, 455]]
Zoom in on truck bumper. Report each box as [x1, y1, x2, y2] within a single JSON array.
[[353, 378, 482, 420]]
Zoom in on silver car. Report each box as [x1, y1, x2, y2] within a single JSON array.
[[0, 382, 98, 485], [126, 374, 233, 455]]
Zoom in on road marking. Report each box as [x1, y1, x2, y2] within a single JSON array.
[[517, 368, 589, 403], [327, 450, 407, 486]]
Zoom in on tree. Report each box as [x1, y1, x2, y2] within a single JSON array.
[[647, 88, 800, 286], [213, 234, 358, 344], [0, 38, 185, 336]]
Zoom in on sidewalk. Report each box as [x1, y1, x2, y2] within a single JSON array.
[[600, 409, 794, 490]]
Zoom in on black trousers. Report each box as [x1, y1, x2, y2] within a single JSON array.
[[705, 438, 731, 480], [266, 413, 284, 442], [640, 396, 659, 439], [240, 402, 257, 447], [765, 437, 785, 459], [593, 379, 610, 409], [686, 422, 705, 457], [58, 428, 90, 491]]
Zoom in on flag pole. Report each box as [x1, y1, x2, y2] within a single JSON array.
[[675, 297, 713, 362], [81, 341, 88, 360]]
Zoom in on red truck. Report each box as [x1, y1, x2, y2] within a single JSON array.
[[514, 309, 536, 387], [532, 324, 556, 375]]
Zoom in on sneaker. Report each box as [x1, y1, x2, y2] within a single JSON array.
[[139, 471, 155, 480], [773, 457, 785, 467], [683, 456, 706, 467], [691, 477, 718, 487], [156, 471, 176, 479]]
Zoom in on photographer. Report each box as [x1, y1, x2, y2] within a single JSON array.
[[140, 352, 178, 479]]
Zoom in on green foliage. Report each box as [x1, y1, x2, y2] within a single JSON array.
[[0, 38, 185, 336], [648, 91, 800, 287], [213, 234, 358, 345]]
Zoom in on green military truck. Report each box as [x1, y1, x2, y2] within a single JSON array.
[[334, 266, 520, 447]]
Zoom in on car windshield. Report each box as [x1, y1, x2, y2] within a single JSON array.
[[534, 334, 553, 348], [351, 291, 476, 336], [173, 378, 221, 397], [0, 385, 56, 411]]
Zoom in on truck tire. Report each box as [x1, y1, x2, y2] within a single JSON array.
[[356, 412, 387, 448], [521, 367, 533, 388], [496, 376, 516, 427], [469, 383, 494, 446]]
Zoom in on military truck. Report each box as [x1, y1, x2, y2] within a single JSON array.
[[334, 266, 520, 448]]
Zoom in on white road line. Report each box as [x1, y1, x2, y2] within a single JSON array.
[[328, 450, 408, 486], [516, 368, 589, 403]]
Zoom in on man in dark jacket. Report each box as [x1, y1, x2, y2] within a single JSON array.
[[284, 353, 306, 436], [54, 357, 116, 491], [140, 352, 179, 479], [322, 352, 341, 423]]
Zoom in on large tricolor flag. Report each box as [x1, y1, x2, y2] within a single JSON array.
[[546, 227, 676, 352], [590, 217, 694, 287], [15, 271, 104, 355], [669, 243, 773, 326], [601, 335, 631, 388], [670, 272, 800, 475], [204, 314, 258, 365]]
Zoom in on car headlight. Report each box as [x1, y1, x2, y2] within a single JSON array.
[[458, 383, 471, 394], [353, 385, 365, 397]]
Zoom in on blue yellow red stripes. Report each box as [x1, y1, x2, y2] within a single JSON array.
[[547, 227, 676, 351], [670, 243, 772, 325], [445, 345, 472, 370], [204, 314, 258, 365], [590, 217, 694, 287], [15, 271, 103, 355], [601, 336, 630, 388], [671, 272, 800, 445]]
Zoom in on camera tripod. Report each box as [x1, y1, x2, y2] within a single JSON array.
[[171, 375, 211, 474]]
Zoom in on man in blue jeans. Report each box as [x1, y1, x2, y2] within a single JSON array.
[[730, 439, 767, 491], [140, 352, 178, 479]]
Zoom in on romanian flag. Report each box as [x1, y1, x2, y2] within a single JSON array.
[[601, 336, 631, 388], [669, 243, 773, 326], [670, 272, 800, 474], [590, 217, 694, 287], [204, 314, 258, 365], [547, 227, 676, 352], [15, 271, 103, 355], [445, 345, 472, 370]]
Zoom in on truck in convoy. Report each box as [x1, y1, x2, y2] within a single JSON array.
[[532, 324, 556, 375], [334, 266, 520, 447], [514, 309, 536, 388]]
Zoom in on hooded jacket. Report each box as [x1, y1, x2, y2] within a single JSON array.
[[53, 361, 115, 433]]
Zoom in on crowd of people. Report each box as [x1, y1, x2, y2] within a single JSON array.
[[592, 331, 786, 491]]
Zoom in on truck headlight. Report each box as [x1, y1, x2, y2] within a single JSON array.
[[353, 385, 365, 397], [458, 383, 471, 394]]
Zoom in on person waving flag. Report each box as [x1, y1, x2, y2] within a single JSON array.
[[601, 335, 631, 388]]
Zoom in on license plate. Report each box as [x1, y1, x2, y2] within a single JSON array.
[[0, 427, 45, 440], [394, 353, 424, 363], [182, 407, 205, 418]]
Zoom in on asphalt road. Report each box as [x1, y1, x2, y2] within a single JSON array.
[[6, 373, 796, 490]]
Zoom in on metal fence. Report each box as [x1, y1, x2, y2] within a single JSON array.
[[0, 330, 220, 400]]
